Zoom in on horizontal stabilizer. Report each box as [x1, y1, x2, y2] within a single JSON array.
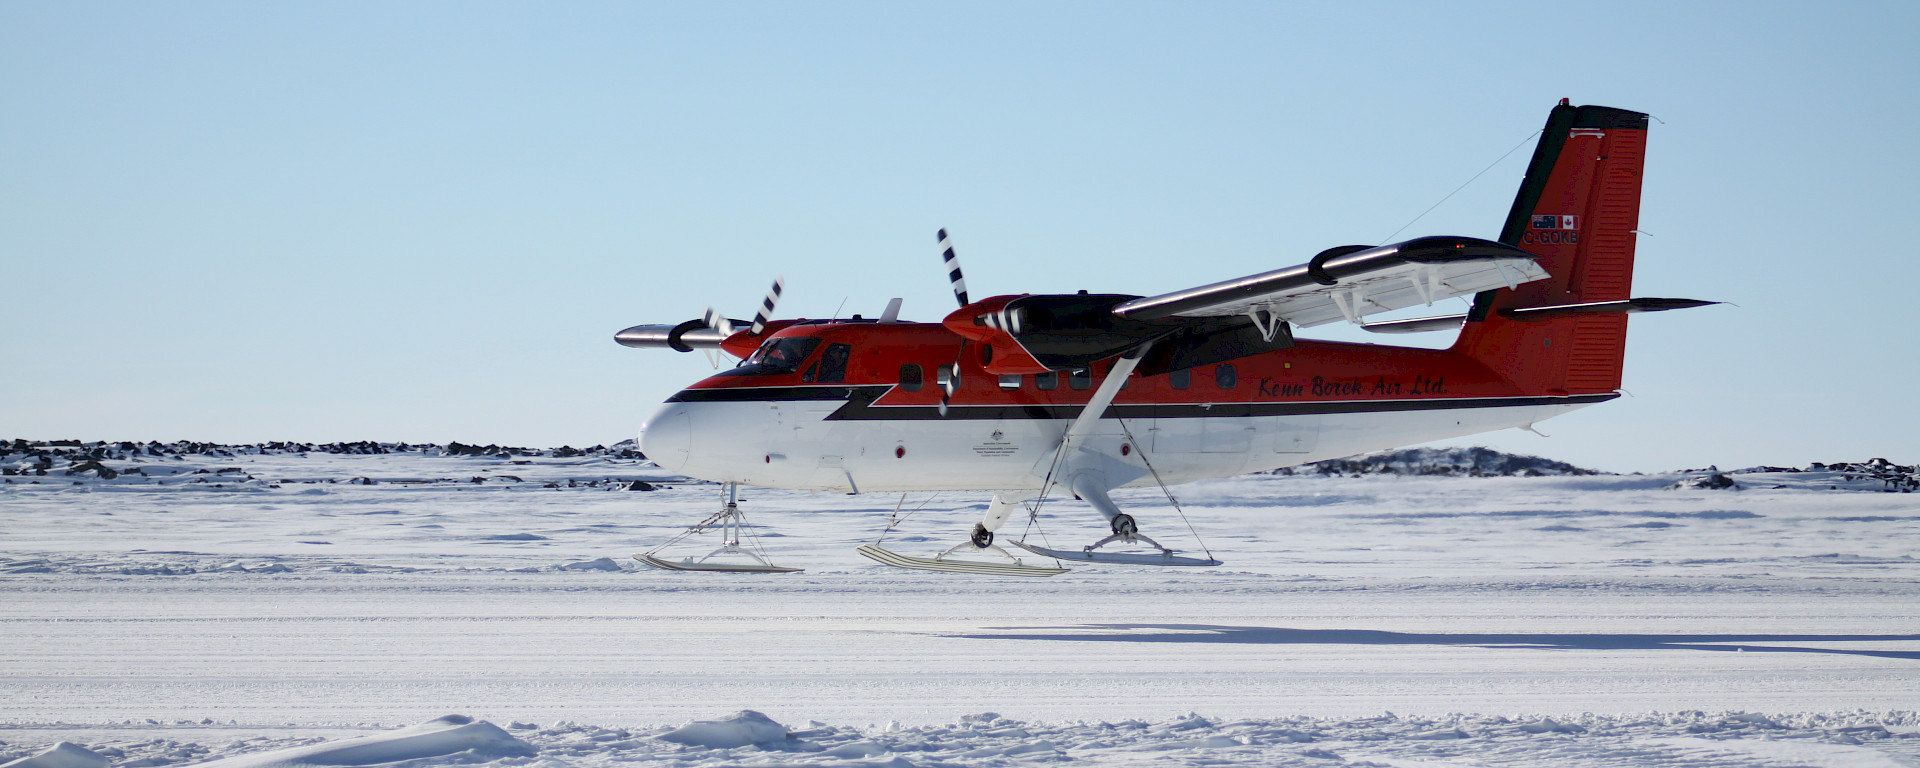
[[1500, 298, 1720, 321], [1362, 298, 1717, 334]]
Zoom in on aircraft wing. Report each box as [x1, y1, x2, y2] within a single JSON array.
[[1112, 236, 1547, 328]]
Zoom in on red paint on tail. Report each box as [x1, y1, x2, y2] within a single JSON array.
[[1453, 103, 1651, 395]]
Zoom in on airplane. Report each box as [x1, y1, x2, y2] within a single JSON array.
[[615, 100, 1713, 576]]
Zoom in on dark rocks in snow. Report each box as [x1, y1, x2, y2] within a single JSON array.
[[628, 480, 655, 491], [1, 439, 655, 467], [63, 460, 119, 479], [1274, 447, 1603, 478], [1670, 472, 1741, 490]]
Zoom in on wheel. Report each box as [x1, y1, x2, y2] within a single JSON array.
[[1110, 513, 1137, 537], [970, 524, 994, 548]]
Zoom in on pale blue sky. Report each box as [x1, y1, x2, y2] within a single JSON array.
[[4, 1, 1915, 472]]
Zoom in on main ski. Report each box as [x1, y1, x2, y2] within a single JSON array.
[[855, 544, 1069, 577], [1006, 539, 1221, 567]]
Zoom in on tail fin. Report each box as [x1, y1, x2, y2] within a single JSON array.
[[1453, 101, 1651, 395]]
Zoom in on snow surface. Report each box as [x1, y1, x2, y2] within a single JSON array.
[[0, 743, 108, 768], [2, 444, 1918, 766]]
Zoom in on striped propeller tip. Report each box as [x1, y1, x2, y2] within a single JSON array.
[[938, 228, 968, 307]]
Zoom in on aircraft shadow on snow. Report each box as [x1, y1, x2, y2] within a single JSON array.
[[953, 624, 1920, 660]]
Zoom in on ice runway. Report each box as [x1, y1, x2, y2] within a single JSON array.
[[3, 445, 1918, 765], [6, 571, 1920, 727]]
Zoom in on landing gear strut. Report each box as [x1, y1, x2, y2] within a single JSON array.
[[970, 523, 995, 548], [1109, 513, 1137, 538]]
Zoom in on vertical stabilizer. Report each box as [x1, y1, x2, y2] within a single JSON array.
[[1454, 101, 1650, 395]]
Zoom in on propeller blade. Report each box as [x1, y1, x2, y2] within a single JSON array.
[[701, 307, 734, 338], [749, 276, 785, 336], [935, 361, 960, 417], [938, 228, 968, 307]]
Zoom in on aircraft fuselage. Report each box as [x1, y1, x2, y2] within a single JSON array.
[[642, 320, 1611, 492]]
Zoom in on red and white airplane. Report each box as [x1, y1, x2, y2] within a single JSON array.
[[617, 100, 1711, 575]]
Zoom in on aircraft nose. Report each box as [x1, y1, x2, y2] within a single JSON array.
[[640, 403, 694, 473]]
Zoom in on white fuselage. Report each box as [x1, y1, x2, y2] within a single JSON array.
[[641, 395, 1596, 493]]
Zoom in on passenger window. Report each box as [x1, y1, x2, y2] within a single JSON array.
[[1216, 363, 1237, 389], [899, 364, 923, 392], [1069, 368, 1091, 391], [1035, 372, 1059, 391], [937, 364, 961, 392], [1170, 369, 1191, 390], [998, 374, 1022, 390]]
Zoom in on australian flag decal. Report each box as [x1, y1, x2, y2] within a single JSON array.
[[1531, 214, 1579, 230]]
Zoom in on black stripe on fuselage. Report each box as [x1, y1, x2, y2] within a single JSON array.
[[665, 385, 883, 403], [664, 385, 1617, 420]]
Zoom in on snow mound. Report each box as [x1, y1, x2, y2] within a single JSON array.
[[558, 557, 622, 571], [0, 743, 108, 768], [190, 715, 532, 768], [659, 710, 790, 748]]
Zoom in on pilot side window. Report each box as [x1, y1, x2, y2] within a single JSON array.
[[1216, 363, 1237, 389], [1170, 368, 1191, 390], [803, 343, 853, 383], [1035, 372, 1059, 391], [726, 337, 820, 376], [1068, 368, 1091, 391], [898, 364, 923, 392]]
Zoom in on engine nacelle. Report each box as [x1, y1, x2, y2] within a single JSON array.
[[942, 292, 1180, 374]]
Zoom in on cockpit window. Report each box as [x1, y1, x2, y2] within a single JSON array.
[[716, 337, 821, 377], [803, 343, 852, 383]]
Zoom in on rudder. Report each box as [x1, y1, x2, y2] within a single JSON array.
[[1454, 101, 1651, 395]]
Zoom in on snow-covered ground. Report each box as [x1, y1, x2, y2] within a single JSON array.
[[3, 445, 1918, 766]]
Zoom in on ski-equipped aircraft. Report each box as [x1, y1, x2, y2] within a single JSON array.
[[615, 100, 1713, 576]]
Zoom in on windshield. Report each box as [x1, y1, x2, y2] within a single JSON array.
[[717, 337, 821, 377]]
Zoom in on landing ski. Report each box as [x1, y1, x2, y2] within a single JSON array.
[[1006, 539, 1221, 567], [634, 553, 802, 574], [856, 544, 1068, 577]]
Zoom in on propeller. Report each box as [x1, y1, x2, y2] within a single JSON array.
[[938, 228, 968, 307], [750, 276, 785, 335], [701, 275, 785, 340], [935, 228, 973, 415], [614, 276, 787, 362], [700, 306, 734, 338]]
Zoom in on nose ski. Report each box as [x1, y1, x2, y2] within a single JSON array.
[[634, 483, 803, 574]]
